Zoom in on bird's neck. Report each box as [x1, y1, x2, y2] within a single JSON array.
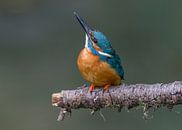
[[85, 35, 99, 56], [84, 35, 112, 58]]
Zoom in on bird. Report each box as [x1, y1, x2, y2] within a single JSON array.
[[74, 12, 124, 91]]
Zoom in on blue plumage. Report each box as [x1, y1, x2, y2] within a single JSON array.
[[93, 32, 115, 55], [107, 53, 124, 79], [89, 31, 124, 79]]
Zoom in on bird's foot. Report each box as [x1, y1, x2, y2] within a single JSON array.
[[103, 84, 110, 92], [89, 84, 95, 92]]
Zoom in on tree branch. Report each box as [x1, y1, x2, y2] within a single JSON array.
[[51, 81, 182, 121]]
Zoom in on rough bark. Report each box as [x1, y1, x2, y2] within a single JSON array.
[[51, 81, 182, 121]]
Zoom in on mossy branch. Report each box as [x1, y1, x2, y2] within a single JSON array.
[[51, 81, 182, 121]]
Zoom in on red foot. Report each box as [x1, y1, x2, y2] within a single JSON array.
[[89, 84, 95, 92], [103, 84, 110, 92]]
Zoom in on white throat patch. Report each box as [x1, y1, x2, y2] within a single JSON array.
[[85, 34, 89, 49]]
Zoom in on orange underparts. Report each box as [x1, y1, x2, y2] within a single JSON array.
[[89, 84, 111, 92]]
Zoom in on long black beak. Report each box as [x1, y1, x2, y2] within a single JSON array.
[[74, 12, 93, 37]]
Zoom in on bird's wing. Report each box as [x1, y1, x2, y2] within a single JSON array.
[[107, 53, 124, 79], [99, 50, 124, 79]]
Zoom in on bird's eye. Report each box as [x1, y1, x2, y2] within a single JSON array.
[[90, 32, 97, 43], [92, 37, 97, 43]]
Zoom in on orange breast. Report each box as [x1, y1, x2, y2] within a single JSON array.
[[77, 48, 121, 87]]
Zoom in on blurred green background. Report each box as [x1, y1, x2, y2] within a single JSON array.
[[0, 0, 182, 130]]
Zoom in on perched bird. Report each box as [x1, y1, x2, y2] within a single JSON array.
[[74, 12, 124, 91]]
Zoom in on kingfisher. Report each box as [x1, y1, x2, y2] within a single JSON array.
[[74, 12, 124, 91]]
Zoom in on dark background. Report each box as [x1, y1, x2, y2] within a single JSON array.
[[0, 0, 182, 130]]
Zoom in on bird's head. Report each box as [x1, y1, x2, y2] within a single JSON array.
[[74, 12, 114, 57]]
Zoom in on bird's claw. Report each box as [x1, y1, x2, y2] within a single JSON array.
[[89, 84, 95, 92]]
